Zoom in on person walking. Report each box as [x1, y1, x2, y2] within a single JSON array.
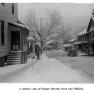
[[35, 44, 40, 60]]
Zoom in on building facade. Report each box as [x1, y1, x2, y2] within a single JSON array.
[[74, 9, 94, 55], [0, 3, 18, 66], [0, 3, 29, 66]]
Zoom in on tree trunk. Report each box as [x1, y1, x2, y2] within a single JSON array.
[[40, 42, 43, 54]]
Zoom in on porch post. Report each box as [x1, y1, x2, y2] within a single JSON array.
[[20, 27, 23, 64]]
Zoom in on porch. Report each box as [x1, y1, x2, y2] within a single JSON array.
[[6, 23, 29, 65]]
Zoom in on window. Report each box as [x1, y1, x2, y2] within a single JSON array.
[[86, 35, 88, 41], [90, 32, 91, 38], [93, 31, 94, 38], [1, 3, 4, 6], [12, 3, 14, 14], [1, 20, 4, 46]]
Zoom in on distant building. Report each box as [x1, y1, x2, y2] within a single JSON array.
[[74, 9, 94, 55], [74, 29, 88, 54], [86, 9, 94, 55], [27, 36, 37, 54], [0, 3, 29, 66], [63, 38, 76, 52]]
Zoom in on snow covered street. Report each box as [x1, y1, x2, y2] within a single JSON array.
[[0, 52, 92, 83]]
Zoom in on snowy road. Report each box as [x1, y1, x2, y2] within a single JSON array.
[[0, 52, 92, 83], [46, 51, 94, 82]]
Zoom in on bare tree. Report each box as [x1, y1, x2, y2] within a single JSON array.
[[24, 10, 71, 53]]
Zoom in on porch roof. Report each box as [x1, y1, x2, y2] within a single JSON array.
[[9, 22, 30, 31], [13, 23, 26, 28], [77, 29, 87, 36], [69, 37, 77, 42], [74, 42, 82, 45], [74, 41, 88, 45]]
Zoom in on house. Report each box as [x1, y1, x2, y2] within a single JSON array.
[[85, 9, 94, 55], [63, 37, 77, 52], [0, 3, 29, 66], [74, 29, 88, 54], [74, 9, 94, 55]]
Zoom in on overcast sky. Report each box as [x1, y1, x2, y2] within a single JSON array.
[[18, 3, 94, 36]]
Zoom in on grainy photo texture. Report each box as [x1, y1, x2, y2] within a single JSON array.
[[0, 3, 94, 83]]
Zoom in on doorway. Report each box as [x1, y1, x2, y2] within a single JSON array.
[[11, 31, 20, 51]]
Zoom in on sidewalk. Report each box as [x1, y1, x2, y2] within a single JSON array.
[[0, 57, 36, 81]]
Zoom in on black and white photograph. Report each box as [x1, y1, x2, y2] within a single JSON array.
[[0, 2, 94, 84]]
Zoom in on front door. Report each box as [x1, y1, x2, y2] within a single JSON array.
[[11, 31, 20, 51]]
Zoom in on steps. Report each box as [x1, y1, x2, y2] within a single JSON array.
[[5, 52, 22, 65]]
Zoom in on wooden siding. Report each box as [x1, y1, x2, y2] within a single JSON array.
[[0, 3, 18, 57]]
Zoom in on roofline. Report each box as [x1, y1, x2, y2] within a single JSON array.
[[9, 22, 30, 31]]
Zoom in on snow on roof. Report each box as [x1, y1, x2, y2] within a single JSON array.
[[27, 37, 35, 41], [74, 42, 82, 45], [12, 23, 30, 31], [69, 37, 76, 42], [63, 44, 72, 47], [77, 29, 87, 36], [74, 41, 88, 45], [46, 40, 54, 44], [12, 23, 26, 28], [44, 40, 54, 46]]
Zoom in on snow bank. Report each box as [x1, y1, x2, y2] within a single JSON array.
[[0, 57, 35, 81]]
